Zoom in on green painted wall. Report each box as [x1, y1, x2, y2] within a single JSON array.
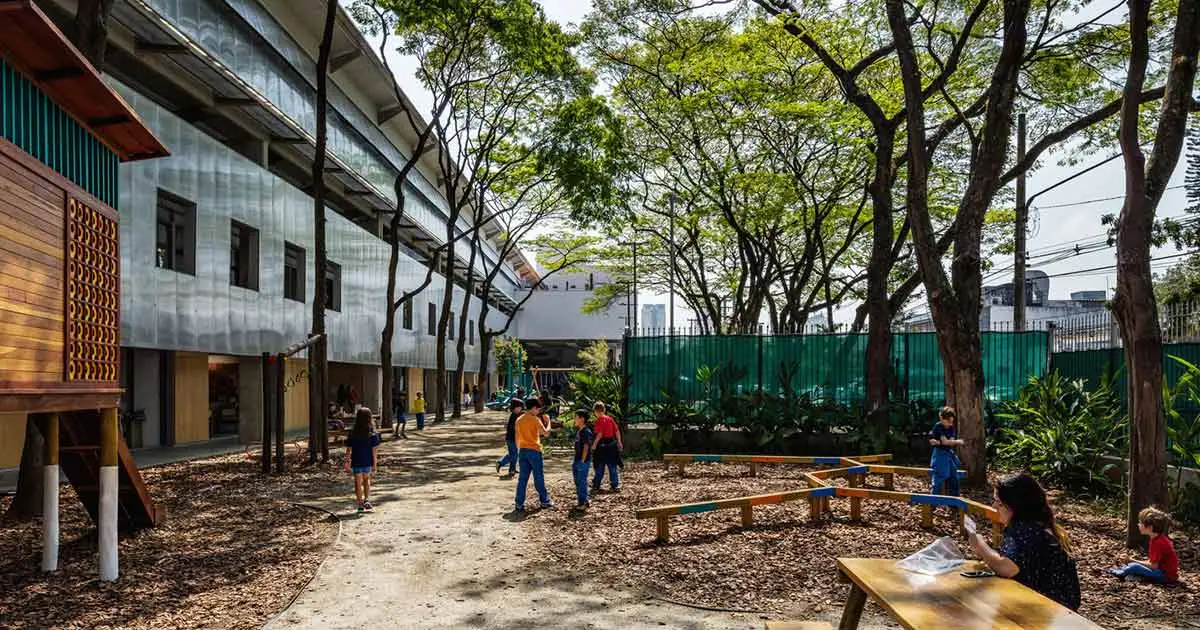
[[0, 58, 118, 206]]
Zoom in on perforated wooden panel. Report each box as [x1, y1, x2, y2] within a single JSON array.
[[65, 197, 119, 382]]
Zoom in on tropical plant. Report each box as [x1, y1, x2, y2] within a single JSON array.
[[568, 369, 624, 422], [995, 371, 1126, 496], [578, 340, 610, 375]]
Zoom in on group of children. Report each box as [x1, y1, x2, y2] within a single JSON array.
[[497, 396, 622, 512], [931, 405, 1180, 585]]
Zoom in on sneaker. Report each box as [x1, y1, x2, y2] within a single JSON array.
[[611, 487, 621, 493], [363, 500, 374, 512], [496, 462, 503, 474], [514, 505, 525, 513], [539, 501, 555, 510], [356, 501, 365, 513]]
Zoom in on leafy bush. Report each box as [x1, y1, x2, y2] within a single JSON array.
[[995, 370, 1126, 496], [567, 369, 624, 422]]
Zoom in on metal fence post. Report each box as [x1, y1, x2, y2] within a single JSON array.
[[757, 332, 764, 394], [621, 328, 631, 422], [903, 333, 911, 402]]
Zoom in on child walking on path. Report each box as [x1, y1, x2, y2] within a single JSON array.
[[1109, 507, 1180, 583], [514, 397, 553, 512], [929, 406, 963, 496], [495, 398, 524, 476], [344, 408, 381, 513], [392, 389, 408, 439], [414, 392, 427, 430], [590, 402, 622, 492], [572, 409, 594, 510]]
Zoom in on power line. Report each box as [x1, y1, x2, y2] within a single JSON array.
[[1035, 185, 1187, 209], [1039, 251, 1196, 280]]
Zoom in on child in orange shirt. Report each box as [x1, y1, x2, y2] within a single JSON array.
[[1109, 507, 1179, 584], [513, 397, 553, 512]]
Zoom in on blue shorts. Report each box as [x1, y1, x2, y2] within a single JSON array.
[[351, 466, 373, 474]]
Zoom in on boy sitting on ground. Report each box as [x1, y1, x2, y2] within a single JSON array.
[[1109, 507, 1179, 584]]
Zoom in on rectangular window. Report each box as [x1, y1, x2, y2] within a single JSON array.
[[155, 189, 196, 274], [402, 300, 413, 330], [469, 320, 475, 346], [427, 302, 436, 335], [324, 261, 342, 312], [229, 220, 259, 290], [448, 312, 455, 340], [284, 242, 306, 303]]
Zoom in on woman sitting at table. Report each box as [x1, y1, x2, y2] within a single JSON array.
[[965, 473, 1081, 611]]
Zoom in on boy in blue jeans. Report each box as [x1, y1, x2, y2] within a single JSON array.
[[572, 409, 594, 510], [514, 397, 553, 511]]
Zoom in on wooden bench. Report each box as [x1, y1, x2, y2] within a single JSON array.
[[635, 486, 836, 542], [663, 453, 892, 476]]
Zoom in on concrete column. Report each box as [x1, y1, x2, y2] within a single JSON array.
[[41, 414, 59, 572], [238, 358, 264, 443], [363, 366, 383, 413], [99, 408, 119, 581]]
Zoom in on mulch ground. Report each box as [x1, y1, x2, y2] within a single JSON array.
[[526, 459, 1200, 627], [0, 447, 343, 629]]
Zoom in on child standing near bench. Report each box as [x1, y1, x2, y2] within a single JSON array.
[[344, 408, 381, 513], [572, 409, 594, 510], [1109, 507, 1179, 583], [928, 406, 963, 497]]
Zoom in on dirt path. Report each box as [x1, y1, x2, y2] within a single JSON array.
[[266, 411, 773, 629]]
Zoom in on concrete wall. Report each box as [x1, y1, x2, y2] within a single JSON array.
[[238, 357, 263, 443], [130, 349, 162, 448]]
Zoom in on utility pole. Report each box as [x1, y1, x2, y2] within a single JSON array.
[[668, 194, 676, 335], [632, 240, 639, 331], [1013, 111, 1028, 332]]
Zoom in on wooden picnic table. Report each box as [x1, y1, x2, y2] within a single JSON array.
[[836, 558, 1104, 630]]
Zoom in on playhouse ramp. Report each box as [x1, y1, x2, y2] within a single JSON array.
[[58, 411, 164, 531]]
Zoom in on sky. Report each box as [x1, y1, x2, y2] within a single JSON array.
[[364, 1, 1196, 327]]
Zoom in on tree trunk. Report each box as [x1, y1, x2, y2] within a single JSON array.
[[381, 203, 404, 432], [942, 328, 986, 483], [1113, 0, 1200, 546], [453, 239, 479, 418], [864, 130, 896, 438], [4, 416, 44, 521], [308, 0, 337, 463], [435, 234, 455, 423], [73, 0, 116, 68]]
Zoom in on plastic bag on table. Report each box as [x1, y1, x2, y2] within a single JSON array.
[[895, 536, 965, 575]]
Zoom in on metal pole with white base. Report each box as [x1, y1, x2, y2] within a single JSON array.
[[99, 407, 119, 581], [41, 414, 59, 572]]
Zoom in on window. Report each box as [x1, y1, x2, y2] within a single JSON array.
[[427, 302, 436, 335], [448, 312, 455, 340], [230, 220, 259, 290], [155, 189, 196, 274], [469, 320, 475, 346], [402, 300, 413, 330], [324, 261, 342, 312], [284, 242, 306, 303]]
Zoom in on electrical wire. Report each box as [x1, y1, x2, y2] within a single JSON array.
[[1035, 185, 1186, 209]]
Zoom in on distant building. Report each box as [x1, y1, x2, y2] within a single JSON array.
[[642, 304, 666, 331], [904, 271, 1107, 331]]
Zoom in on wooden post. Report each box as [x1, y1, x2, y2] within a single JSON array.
[[275, 354, 286, 473], [809, 497, 821, 522], [41, 414, 59, 572], [261, 352, 272, 474], [838, 582, 868, 630], [883, 472, 895, 490], [99, 407, 119, 581], [749, 462, 759, 477], [656, 515, 669, 542], [849, 474, 862, 521], [920, 504, 933, 529], [676, 462, 685, 476], [741, 504, 753, 527]]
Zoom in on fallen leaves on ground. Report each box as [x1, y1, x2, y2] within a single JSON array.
[[0, 447, 344, 630], [524, 459, 1200, 626]]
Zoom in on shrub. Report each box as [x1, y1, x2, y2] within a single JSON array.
[[995, 370, 1126, 496]]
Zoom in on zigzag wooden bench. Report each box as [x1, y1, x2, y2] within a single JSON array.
[[638, 454, 1000, 544]]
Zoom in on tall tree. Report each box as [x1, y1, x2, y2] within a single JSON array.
[[1114, 0, 1200, 545], [308, 0, 338, 463]]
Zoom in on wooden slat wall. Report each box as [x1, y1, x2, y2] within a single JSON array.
[[0, 149, 64, 386], [0, 412, 27, 468], [284, 358, 309, 432], [173, 352, 210, 444]]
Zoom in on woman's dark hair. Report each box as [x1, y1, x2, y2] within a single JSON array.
[[995, 473, 1072, 554], [352, 408, 373, 439], [509, 398, 524, 411]]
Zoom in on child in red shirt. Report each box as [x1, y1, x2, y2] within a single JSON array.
[[589, 401, 622, 492], [1109, 506, 1179, 583]]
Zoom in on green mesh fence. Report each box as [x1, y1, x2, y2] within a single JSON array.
[[1052, 343, 1200, 415], [625, 331, 1050, 406]]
